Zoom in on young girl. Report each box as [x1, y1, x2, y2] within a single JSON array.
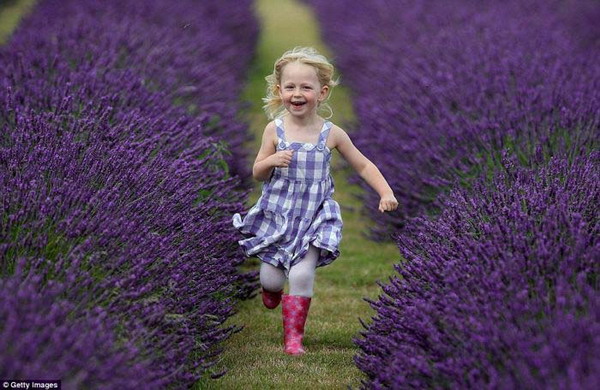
[[233, 47, 398, 355]]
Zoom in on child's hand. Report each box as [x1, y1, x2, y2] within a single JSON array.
[[269, 150, 294, 168], [378, 193, 399, 213]]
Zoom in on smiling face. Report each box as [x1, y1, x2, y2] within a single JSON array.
[[277, 61, 329, 119]]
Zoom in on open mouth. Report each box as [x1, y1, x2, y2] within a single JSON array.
[[291, 101, 306, 107]]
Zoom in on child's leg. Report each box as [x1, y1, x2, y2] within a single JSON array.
[[288, 244, 319, 297], [282, 245, 318, 355], [260, 262, 286, 309], [259, 262, 286, 293], [282, 294, 311, 355]]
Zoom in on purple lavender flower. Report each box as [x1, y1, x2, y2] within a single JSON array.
[[1, 0, 258, 386], [0, 258, 159, 388], [307, 1, 599, 387], [355, 153, 599, 389]]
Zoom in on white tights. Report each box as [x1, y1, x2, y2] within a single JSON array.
[[260, 244, 319, 298]]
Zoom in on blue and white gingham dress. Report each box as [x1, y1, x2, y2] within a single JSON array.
[[233, 117, 343, 275]]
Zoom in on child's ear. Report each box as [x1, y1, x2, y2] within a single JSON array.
[[319, 85, 330, 101]]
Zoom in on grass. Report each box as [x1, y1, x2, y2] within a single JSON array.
[[195, 0, 400, 388], [0, 0, 36, 45]]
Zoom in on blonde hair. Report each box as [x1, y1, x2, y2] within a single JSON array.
[[263, 47, 339, 120]]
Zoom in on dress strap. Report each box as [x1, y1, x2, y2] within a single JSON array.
[[274, 118, 286, 142], [317, 121, 333, 150]]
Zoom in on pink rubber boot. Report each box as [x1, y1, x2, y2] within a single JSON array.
[[261, 288, 283, 309], [282, 294, 311, 355]]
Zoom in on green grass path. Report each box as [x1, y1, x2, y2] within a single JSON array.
[[196, 0, 400, 388]]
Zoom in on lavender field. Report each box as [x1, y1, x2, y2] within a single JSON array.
[[1, 0, 258, 387], [308, 0, 599, 388]]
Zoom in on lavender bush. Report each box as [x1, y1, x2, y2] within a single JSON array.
[[308, 0, 599, 239], [355, 153, 599, 389], [308, 1, 599, 387], [0, 259, 155, 388], [1, 0, 258, 387]]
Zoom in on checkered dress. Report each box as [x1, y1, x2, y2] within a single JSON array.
[[233, 117, 343, 275]]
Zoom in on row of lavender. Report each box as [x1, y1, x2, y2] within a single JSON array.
[[360, 153, 599, 389], [309, 0, 599, 388], [1, 0, 257, 388]]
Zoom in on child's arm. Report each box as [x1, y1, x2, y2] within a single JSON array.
[[332, 126, 399, 212], [253, 122, 294, 182]]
